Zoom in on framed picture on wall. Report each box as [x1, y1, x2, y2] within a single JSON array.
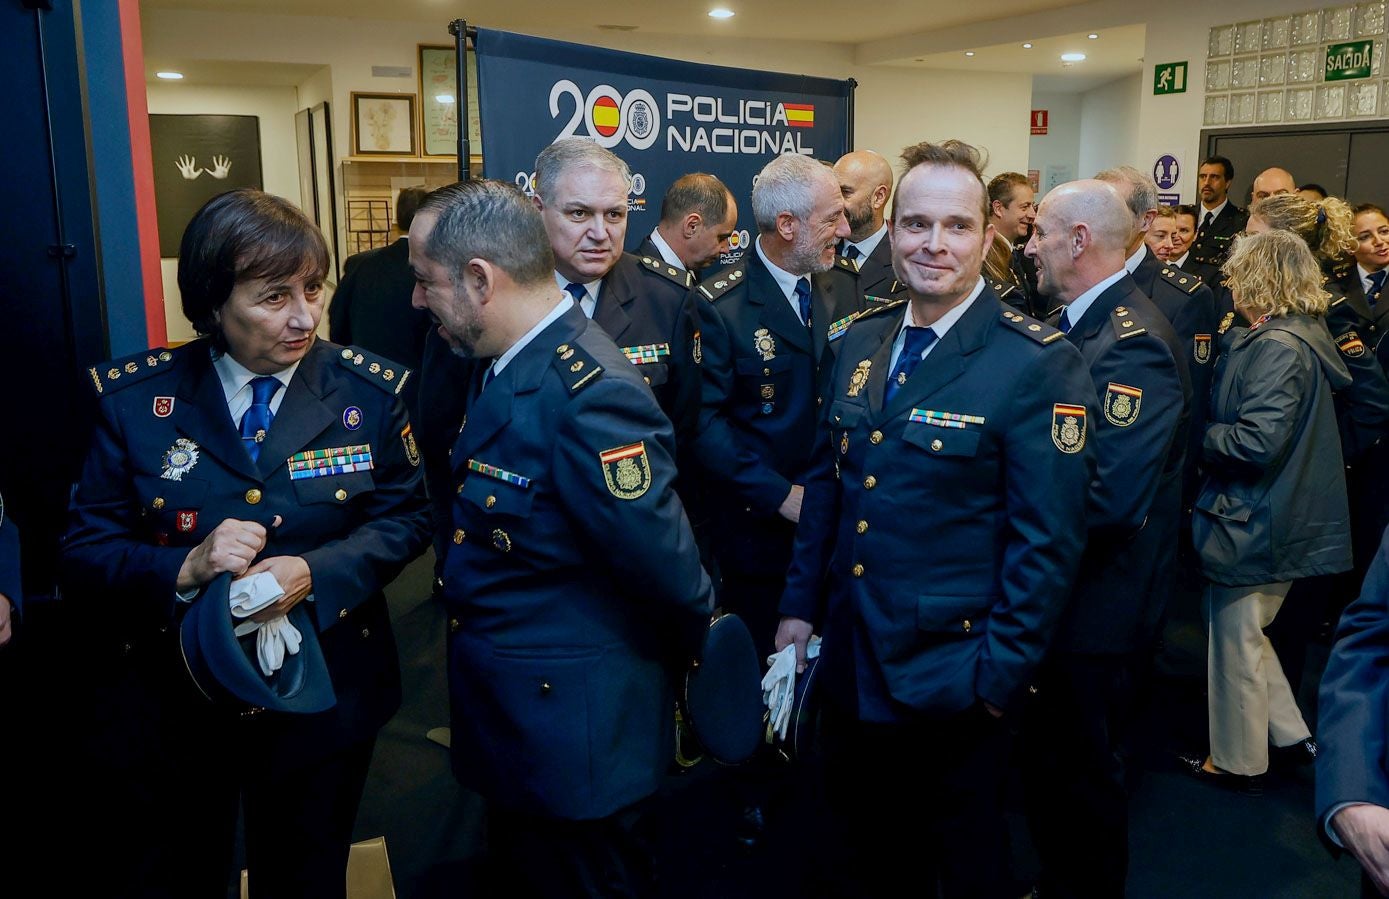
[[148, 114, 264, 257], [351, 92, 416, 156], [418, 43, 482, 157]]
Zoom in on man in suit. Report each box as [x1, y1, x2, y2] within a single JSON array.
[[776, 140, 1095, 899], [410, 178, 712, 898], [1021, 180, 1189, 898], [1318, 528, 1389, 898], [988, 171, 1040, 312], [692, 151, 858, 654], [635, 172, 738, 278], [1188, 155, 1248, 287], [329, 185, 431, 425], [832, 149, 906, 302], [534, 138, 702, 445]]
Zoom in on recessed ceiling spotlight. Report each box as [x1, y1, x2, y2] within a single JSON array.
[[1088, 33, 1099, 39], [1022, 43, 1033, 49], [1061, 52, 1087, 62], [708, 8, 735, 18], [155, 71, 184, 80], [965, 51, 976, 57]]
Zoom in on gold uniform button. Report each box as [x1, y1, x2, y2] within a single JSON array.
[[851, 563, 865, 577], [816, 396, 823, 407], [870, 430, 883, 445], [856, 520, 869, 535], [334, 488, 348, 501], [486, 495, 497, 509], [763, 367, 772, 376], [453, 529, 465, 544], [962, 619, 972, 633], [540, 681, 553, 694], [931, 439, 943, 451], [152, 497, 165, 510], [449, 618, 461, 634], [863, 475, 877, 489], [338, 608, 348, 620], [244, 489, 262, 505]]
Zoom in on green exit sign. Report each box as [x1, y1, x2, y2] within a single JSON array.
[[1153, 61, 1188, 95], [1326, 40, 1374, 81]]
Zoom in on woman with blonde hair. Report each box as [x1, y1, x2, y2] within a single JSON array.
[[1182, 228, 1353, 794]]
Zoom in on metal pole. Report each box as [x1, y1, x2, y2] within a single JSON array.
[[448, 19, 470, 181]]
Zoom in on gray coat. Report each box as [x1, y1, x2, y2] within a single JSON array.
[[1193, 314, 1354, 586]]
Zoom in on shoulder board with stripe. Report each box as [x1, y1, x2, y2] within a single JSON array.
[[1109, 305, 1149, 341], [853, 298, 906, 325], [999, 307, 1065, 345], [835, 254, 858, 273], [990, 279, 1019, 301], [697, 263, 746, 302], [337, 346, 411, 395], [1329, 294, 1347, 309], [1158, 266, 1202, 295], [87, 347, 176, 396], [552, 342, 604, 394], [637, 255, 693, 288]]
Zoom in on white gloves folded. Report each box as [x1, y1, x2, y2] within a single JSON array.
[[228, 571, 302, 676], [761, 636, 821, 741]]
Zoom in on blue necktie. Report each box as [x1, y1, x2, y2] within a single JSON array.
[[565, 281, 589, 314], [240, 376, 281, 463], [884, 327, 938, 403], [794, 277, 813, 328], [1058, 307, 1074, 334], [843, 245, 861, 265], [1369, 270, 1386, 306]]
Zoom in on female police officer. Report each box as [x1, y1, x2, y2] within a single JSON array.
[[63, 189, 429, 897]]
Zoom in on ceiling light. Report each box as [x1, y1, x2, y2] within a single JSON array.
[[1061, 52, 1087, 62], [708, 8, 735, 18], [1022, 43, 1033, 49], [1088, 33, 1099, 39], [155, 71, 184, 80], [965, 51, 976, 57], [436, 94, 455, 104]]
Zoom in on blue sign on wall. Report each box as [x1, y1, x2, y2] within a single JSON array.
[[475, 28, 854, 261]]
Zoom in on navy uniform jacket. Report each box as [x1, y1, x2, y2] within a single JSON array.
[[418, 329, 476, 580], [1324, 289, 1389, 461], [1188, 203, 1248, 287], [781, 287, 1096, 717], [443, 305, 712, 821], [61, 339, 430, 765], [691, 250, 864, 576], [1, 492, 18, 619], [835, 239, 908, 304], [1132, 247, 1218, 504], [327, 237, 430, 424], [1011, 245, 1044, 318], [1317, 527, 1389, 838], [1052, 278, 1190, 653], [592, 252, 702, 446]]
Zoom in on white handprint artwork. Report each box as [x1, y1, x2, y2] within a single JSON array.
[[207, 155, 232, 179], [175, 155, 203, 179]]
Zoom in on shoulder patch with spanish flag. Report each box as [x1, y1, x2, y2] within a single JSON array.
[[599, 441, 652, 500], [1103, 383, 1143, 427], [1337, 330, 1366, 358], [1052, 403, 1087, 454]]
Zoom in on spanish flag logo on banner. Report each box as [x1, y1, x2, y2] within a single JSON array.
[[783, 103, 815, 128]]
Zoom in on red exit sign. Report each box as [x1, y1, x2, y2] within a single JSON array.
[[1031, 109, 1049, 135]]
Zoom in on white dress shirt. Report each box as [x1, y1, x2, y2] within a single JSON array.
[[887, 277, 985, 372], [755, 236, 811, 324], [554, 271, 601, 318]]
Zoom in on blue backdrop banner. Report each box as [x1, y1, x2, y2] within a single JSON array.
[[475, 28, 854, 263]]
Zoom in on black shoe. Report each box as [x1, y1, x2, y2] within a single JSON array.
[[1270, 737, 1318, 769], [735, 803, 765, 850], [1178, 753, 1265, 795]]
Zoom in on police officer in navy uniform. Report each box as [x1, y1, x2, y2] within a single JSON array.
[[1021, 180, 1189, 898], [988, 171, 1041, 314], [534, 138, 703, 446], [692, 152, 858, 654], [777, 140, 1095, 899], [62, 190, 430, 898], [833, 149, 908, 303], [635, 172, 739, 281], [409, 179, 712, 898], [1188, 156, 1249, 287]]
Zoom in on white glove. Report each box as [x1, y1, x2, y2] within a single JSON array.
[[254, 615, 303, 677], [762, 645, 798, 741], [228, 571, 285, 621]]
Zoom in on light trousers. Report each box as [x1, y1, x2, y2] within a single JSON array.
[[1204, 581, 1311, 775]]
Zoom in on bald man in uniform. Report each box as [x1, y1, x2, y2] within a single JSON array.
[[832, 150, 906, 303], [1252, 166, 1297, 204], [636, 172, 739, 279]]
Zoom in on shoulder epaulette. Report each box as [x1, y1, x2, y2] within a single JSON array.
[[1329, 294, 1347, 309], [999, 307, 1066, 344], [697, 263, 746, 302], [835, 254, 858, 274], [88, 347, 176, 396], [552, 342, 604, 394], [990, 279, 1019, 301], [337, 346, 411, 396], [1158, 266, 1202, 295], [855, 299, 906, 322], [1110, 305, 1150, 341], [637, 255, 694, 289]]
